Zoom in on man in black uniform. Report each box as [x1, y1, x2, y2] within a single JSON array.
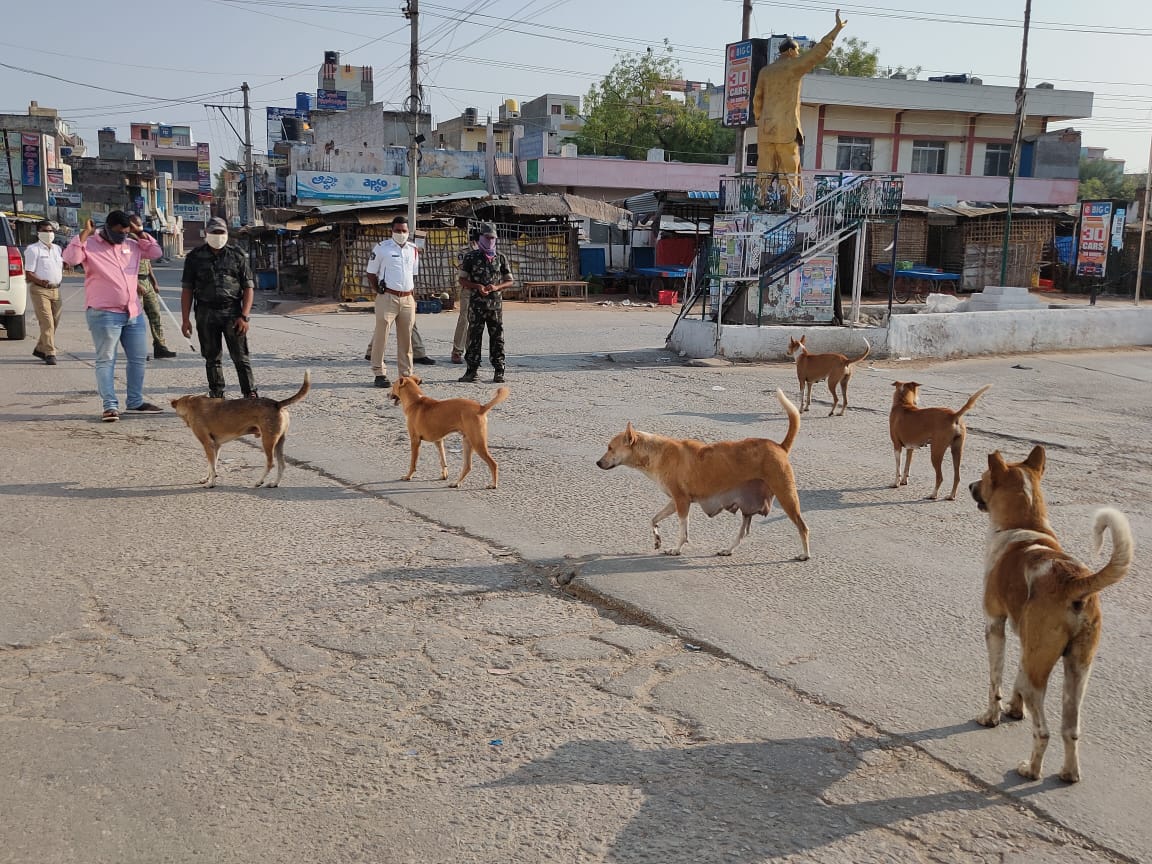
[[180, 217, 258, 398], [458, 223, 514, 383]]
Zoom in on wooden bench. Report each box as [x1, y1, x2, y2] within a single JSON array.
[[523, 281, 588, 303]]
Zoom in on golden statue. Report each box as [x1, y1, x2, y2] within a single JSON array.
[[752, 10, 847, 208]]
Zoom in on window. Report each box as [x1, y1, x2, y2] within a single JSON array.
[[836, 136, 873, 171], [911, 140, 946, 174], [176, 161, 198, 181], [154, 159, 174, 176], [550, 104, 563, 115], [984, 143, 1012, 177], [476, 142, 486, 152], [140, 128, 150, 140]]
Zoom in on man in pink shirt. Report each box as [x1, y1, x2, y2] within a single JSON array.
[[63, 210, 165, 421]]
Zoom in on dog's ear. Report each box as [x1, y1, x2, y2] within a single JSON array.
[[907, 381, 921, 390], [624, 422, 637, 445], [1023, 445, 1046, 474], [891, 381, 901, 388], [799, 334, 806, 344], [988, 451, 1007, 474]]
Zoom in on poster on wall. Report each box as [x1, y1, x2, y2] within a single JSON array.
[[798, 256, 835, 306], [0, 132, 21, 194], [1075, 200, 1112, 278], [712, 215, 748, 276], [723, 40, 768, 128]]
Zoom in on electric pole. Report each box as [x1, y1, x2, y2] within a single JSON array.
[[405, 0, 420, 231], [242, 81, 256, 226], [1135, 132, 1151, 305], [999, 0, 1031, 286], [741, 0, 753, 39]]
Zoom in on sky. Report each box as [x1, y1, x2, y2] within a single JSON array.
[[2, 0, 1150, 176]]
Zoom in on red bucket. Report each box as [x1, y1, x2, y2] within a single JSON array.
[[657, 290, 680, 306]]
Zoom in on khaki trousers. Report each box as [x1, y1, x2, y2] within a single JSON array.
[[30, 283, 63, 357], [370, 292, 416, 379], [366, 324, 426, 359], [451, 286, 471, 355]]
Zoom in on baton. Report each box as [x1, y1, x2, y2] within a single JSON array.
[[154, 288, 197, 352]]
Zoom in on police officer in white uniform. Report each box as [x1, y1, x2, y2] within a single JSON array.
[[366, 214, 419, 388], [24, 219, 66, 364]]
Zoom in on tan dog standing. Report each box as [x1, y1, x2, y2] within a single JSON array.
[[969, 446, 1132, 782], [390, 376, 508, 489], [786, 335, 870, 415], [171, 372, 310, 488], [889, 381, 990, 499], [596, 389, 809, 559]]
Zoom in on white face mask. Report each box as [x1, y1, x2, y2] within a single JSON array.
[[206, 233, 228, 250], [38, 232, 55, 245], [392, 231, 408, 245]]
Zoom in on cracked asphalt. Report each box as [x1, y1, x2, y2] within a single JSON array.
[[1, 266, 1148, 863]]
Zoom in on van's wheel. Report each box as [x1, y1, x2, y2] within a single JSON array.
[[5, 313, 26, 340]]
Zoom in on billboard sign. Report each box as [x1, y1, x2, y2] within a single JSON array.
[[51, 190, 82, 206], [22, 133, 41, 186], [46, 168, 65, 191], [196, 142, 212, 202], [293, 172, 403, 202], [316, 89, 348, 111], [724, 41, 755, 127], [172, 203, 208, 221], [158, 125, 175, 146], [1075, 201, 1112, 278], [267, 107, 309, 150]]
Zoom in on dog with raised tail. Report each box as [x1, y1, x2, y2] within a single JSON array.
[[596, 389, 809, 559], [390, 376, 509, 489], [171, 371, 311, 489], [889, 381, 990, 500], [970, 445, 1133, 782], [786, 334, 870, 416]]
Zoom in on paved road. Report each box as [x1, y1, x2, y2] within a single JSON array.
[[1, 267, 1148, 862]]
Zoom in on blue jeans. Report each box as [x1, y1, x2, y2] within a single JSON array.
[[85, 308, 149, 411]]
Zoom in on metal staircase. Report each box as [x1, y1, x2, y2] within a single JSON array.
[[678, 173, 903, 327]]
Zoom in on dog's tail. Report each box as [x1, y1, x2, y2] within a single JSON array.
[[276, 370, 311, 409], [774, 388, 801, 453], [849, 338, 871, 365], [1070, 507, 1133, 601], [954, 383, 991, 418], [480, 385, 510, 415]]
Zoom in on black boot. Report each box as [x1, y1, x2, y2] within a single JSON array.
[[458, 368, 478, 383], [492, 369, 506, 383], [154, 343, 177, 359]]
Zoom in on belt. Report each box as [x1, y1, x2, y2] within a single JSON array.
[[378, 287, 413, 297]]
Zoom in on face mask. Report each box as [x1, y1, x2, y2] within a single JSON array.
[[38, 232, 54, 245], [104, 227, 127, 245], [206, 234, 228, 250], [478, 235, 497, 258], [392, 231, 408, 245]]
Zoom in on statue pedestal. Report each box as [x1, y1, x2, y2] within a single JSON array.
[[965, 285, 1046, 311]]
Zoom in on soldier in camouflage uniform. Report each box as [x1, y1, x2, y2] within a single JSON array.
[[458, 223, 514, 383], [130, 217, 176, 359], [180, 217, 258, 398]]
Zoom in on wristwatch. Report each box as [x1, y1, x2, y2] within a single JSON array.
[[240, 315, 250, 321]]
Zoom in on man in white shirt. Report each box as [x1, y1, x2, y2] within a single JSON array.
[[24, 220, 66, 365], [366, 215, 419, 388]]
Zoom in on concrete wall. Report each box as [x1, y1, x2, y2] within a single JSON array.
[[670, 308, 1152, 361]]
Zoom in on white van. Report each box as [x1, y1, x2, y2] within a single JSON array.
[[0, 214, 28, 340]]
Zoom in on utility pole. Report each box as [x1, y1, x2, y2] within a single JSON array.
[[999, 0, 1032, 286], [1135, 132, 1151, 305], [741, 0, 753, 39], [1, 130, 17, 212], [405, 0, 420, 231], [733, 0, 754, 175], [242, 82, 256, 227]]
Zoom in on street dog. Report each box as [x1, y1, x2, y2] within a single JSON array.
[[170, 371, 310, 489], [596, 389, 809, 559], [389, 376, 509, 489], [889, 381, 990, 500], [786, 334, 870, 416], [969, 446, 1132, 782]]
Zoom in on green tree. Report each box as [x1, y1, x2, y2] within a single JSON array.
[[572, 42, 735, 163], [1077, 157, 1125, 201], [213, 159, 243, 200], [817, 36, 921, 79]]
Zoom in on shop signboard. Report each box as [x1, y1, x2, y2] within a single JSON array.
[[46, 168, 65, 191], [316, 89, 348, 111], [293, 172, 403, 201], [172, 203, 208, 221]]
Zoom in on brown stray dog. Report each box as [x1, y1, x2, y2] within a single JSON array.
[[969, 446, 1132, 782], [889, 381, 990, 500], [596, 389, 809, 559], [390, 376, 509, 489], [786, 334, 870, 415], [171, 371, 310, 488]]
